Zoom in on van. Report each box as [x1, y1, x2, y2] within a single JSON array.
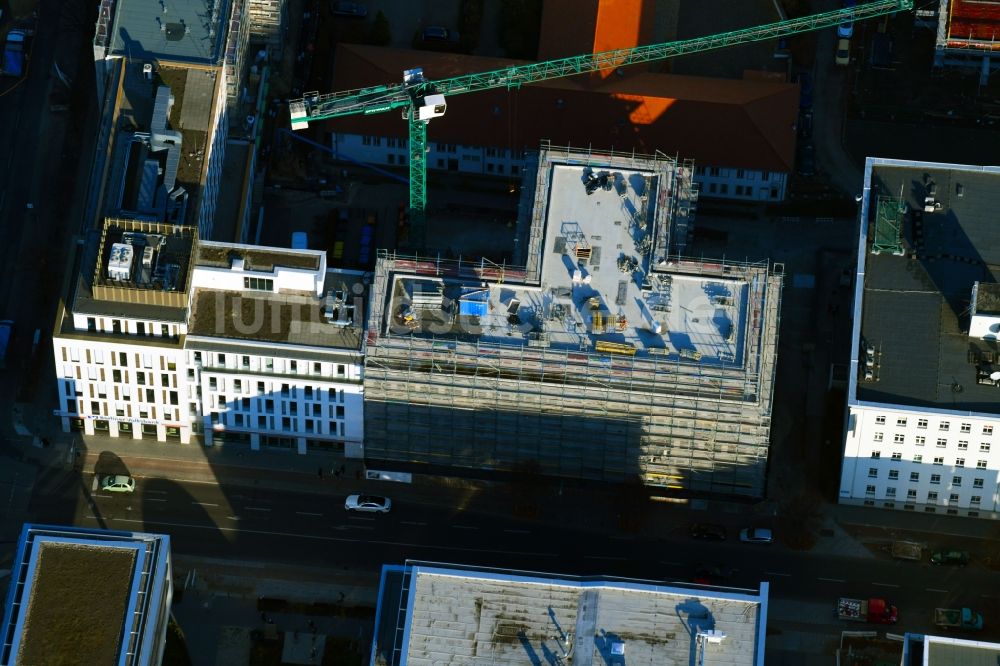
[[291, 232, 308, 249]]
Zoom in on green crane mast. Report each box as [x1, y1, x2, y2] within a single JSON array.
[[290, 0, 912, 250]]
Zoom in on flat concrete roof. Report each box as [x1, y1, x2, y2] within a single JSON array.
[[374, 564, 767, 666], [926, 634, 1000, 665], [109, 0, 229, 64], [855, 161, 1000, 413], [385, 159, 754, 367]]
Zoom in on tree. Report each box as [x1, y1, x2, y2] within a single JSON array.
[[367, 10, 391, 47]]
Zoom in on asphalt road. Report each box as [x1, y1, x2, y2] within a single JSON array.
[[27, 470, 1000, 647]]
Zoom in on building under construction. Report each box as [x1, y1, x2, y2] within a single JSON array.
[[362, 145, 783, 497]]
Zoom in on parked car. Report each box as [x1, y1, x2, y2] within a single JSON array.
[[101, 475, 136, 494], [739, 527, 774, 544], [689, 523, 727, 541], [796, 72, 813, 110], [837, 20, 854, 39], [798, 110, 813, 139], [835, 38, 851, 66], [331, 1, 367, 18], [930, 550, 970, 566], [422, 26, 450, 41], [798, 142, 816, 176], [345, 494, 391, 513]]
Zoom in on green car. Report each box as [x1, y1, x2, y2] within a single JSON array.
[[930, 550, 970, 566]]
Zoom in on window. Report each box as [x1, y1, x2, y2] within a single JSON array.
[[971, 495, 982, 504], [112, 370, 121, 383], [290, 360, 298, 373], [894, 434, 905, 444], [895, 417, 907, 427], [915, 436, 926, 446], [313, 362, 321, 374], [874, 432, 884, 442], [956, 458, 965, 468], [907, 489, 917, 499], [984, 425, 994, 435], [936, 438, 947, 448], [940, 421, 950, 431], [865, 485, 876, 495], [868, 468, 879, 478], [761, 171, 770, 181], [244, 277, 273, 291], [734, 185, 744, 196], [885, 487, 896, 497], [209, 377, 217, 390], [909, 472, 919, 482], [871, 451, 881, 459], [974, 478, 985, 488], [949, 494, 960, 503], [242, 355, 250, 368], [708, 183, 717, 194], [875, 415, 886, 425], [918, 419, 928, 429], [217, 354, 226, 365], [233, 379, 242, 392], [981, 443, 991, 452], [958, 440, 968, 450], [933, 457, 944, 465], [977, 460, 988, 469], [888, 470, 899, 480], [736, 169, 745, 179], [931, 474, 941, 484], [961, 423, 972, 433], [891, 452, 902, 460], [927, 491, 938, 501], [710, 167, 720, 177], [336, 406, 345, 419], [387, 154, 395, 165], [720, 183, 729, 195]]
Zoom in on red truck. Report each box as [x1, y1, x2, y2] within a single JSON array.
[[837, 597, 898, 624]]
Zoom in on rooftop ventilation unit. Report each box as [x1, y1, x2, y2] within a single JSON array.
[[107, 243, 134, 281]]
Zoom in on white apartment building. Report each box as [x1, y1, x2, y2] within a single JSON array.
[[53, 219, 366, 455], [840, 158, 1000, 519]]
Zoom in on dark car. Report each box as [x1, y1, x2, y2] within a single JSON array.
[[796, 72, 813, 110], [798, 142, 816, 176], [689, 523, 727, 541], [798, 110, 813, 139], [930, 550, 970, 566], [694, 564, 734, 582]]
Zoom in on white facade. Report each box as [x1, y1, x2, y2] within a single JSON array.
[[841, 406, 1000, 518], [332, 133, 788, 202], [53, 234, 366, 454]]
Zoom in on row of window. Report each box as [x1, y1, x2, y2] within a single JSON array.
[[868, 468, 987, 487], [62, 348, 178, 371], [69, 400, 181, 422], [694, 166, 772, 181], [194, 352, 351, 378], [864, 486, 984, 504], [872, 432, 991, 451], [84, 318, 178, 338], [873, 415, 993, 435], [221, 412, 346, 437], [870, 451, 988, 468], [210, 395, 347, 419]]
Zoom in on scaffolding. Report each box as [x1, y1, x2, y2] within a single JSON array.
[[364, 251, 783, 497]]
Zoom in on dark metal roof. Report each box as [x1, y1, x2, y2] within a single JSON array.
[[109, 0, 229, 64], [859, 164, 1000, 412]]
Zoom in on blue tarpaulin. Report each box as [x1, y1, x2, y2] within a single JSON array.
[[459, 289, 489, 317]]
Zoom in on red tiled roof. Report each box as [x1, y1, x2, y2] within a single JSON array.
[[946, 0, 1000, 48], [326, 44, 797, 172]]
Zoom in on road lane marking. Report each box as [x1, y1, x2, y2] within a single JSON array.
[[146, 489, 168, 495], [145, 498, 167, 503], [227, 516, 240, 520], [191, 501, 219, 507], [764, 572, 792, 577], [818, 577, 845, 583], [347, 515, 375, 521], [926, 588, 948, 593], [296, 511, 323, 517], [347, 525, 375, 531], [453, 525, 478, 530], [401, 521, 427, 526], [872, 582, 899, 588], [504, 529, 531, 534], [245, 507, 271, 512], [91, 478, 98, 492], [101, 517, 560, 556], [585, 555, 628, 561]]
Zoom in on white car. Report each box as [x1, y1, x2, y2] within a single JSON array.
[[101, 475, 136, 493], [739, 527, 773, 544], [835, 38, 851, 66], [344, 494, 391, 513]]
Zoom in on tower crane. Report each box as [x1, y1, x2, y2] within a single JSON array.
[[289, 0, 913, 249]]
